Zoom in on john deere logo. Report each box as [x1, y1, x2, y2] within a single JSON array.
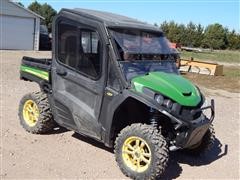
[[106, 92, 113, 96]]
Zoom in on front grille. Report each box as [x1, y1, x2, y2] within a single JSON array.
[[180, 106, 202, 121], [170, 99, 203, 121]]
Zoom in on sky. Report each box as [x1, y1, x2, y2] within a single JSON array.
[[19, 0, 239, 31]]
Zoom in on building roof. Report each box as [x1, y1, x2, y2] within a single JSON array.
[[9, 0, 44, 19], [62, 8, 160, 31]]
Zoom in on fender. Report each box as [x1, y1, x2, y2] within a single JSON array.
[[99, 88, 180, 147]]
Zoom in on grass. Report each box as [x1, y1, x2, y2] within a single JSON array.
[[180, 50, 240, 64], [183, 66, 240, 93]]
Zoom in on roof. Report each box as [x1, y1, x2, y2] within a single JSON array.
[[9, 0, 44, 19], [62, 8, 160, 31]]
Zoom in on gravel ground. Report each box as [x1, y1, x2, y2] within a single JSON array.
[[0, 50, 239, 179]]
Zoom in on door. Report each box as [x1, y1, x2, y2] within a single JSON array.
[[0, 15, 34, 50], [51, 18, 105, 138]]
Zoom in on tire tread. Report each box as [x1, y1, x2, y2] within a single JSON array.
[[114, 123, 169, 180], [19, 91, 54, 134]]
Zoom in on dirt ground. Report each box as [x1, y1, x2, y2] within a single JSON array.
[[183, 67, 240, 93], [0, 50, 239, 179]]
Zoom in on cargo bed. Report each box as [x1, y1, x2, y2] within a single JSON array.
[[20, 56, 52, 92]]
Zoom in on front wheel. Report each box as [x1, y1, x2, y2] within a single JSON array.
[[114, 123, 169, 180], [186, 124, 215, 155]]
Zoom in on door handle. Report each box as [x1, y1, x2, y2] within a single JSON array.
[[56, 68, 67, 76]]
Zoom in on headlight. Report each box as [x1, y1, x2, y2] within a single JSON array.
[[155, 94, 164, 105], [155, 93, 174, 109], [163, 99, 173, 109]]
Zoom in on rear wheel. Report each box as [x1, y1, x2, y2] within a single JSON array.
[[19, 92, 55, 134], [114, 123, 169, 180]]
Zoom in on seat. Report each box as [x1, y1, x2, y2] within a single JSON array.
[[76, 41, 98, 78], [65, 36, 77, 68]]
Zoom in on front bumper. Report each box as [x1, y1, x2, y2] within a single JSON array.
[[164, 99, 215, 150]]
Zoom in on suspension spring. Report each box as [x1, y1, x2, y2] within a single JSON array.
[[149, 107, 159, 128]]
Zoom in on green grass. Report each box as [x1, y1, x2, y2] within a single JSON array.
[[180, 50, 240, 64], [184, 66, 240, 93], [224, 66, 240, 77]]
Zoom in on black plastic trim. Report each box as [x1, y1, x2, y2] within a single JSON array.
[[20, 71, 52, 93]]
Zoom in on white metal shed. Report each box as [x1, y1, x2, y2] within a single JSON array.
[[0, 0, 44, 50]]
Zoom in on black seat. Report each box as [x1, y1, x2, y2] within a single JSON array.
[[76, 41, 98, 77], [65, 36, 77, 68]]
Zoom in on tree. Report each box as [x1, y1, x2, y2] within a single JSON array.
[[183, 22, 204, 47], [28, 1, 42, 15], [28, 1, 57, 32], [185, 22, 196, 47], [227, 30, 240, 50], [160, 21, 184, 44], [40, 3, 57, 32], [159, 21, 239, 50], [160, 21, 169, 35], [195, 24, 204, 47], [17, 2, 24, 7], [202, 23, 227, 49], [177, 24, 186, 45]]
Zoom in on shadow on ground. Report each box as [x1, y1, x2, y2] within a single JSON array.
[[160, 138, 228, 179], [47, 129, 227, 179], [72, 132, 113, 153], [44, 126, 70, 135]]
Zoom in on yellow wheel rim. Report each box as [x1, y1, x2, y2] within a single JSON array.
[[23, 100, 39, 127], [122, 136, 151, 173]]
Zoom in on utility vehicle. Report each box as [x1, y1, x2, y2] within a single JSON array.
[[19, 8, 215, 179]]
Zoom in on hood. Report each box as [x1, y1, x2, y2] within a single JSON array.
[[131, 72, 201, 106]]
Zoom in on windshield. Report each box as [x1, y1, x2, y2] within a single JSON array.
[[109, 28, 179, 81], [120, 60, 179, 81], [110, 28, 178, 61]]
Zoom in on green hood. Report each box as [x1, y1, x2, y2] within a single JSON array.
[[131, 72, 201, 106]]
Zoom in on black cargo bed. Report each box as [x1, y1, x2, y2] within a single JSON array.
[[22, 56, 52, 71]]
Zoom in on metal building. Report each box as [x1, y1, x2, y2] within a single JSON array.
[[0, 0, 44, 50]]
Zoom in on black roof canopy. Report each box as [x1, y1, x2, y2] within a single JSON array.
[[61, 8, 161, 32]]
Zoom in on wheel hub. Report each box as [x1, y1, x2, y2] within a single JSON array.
[[23, 100, 39, 127], [122, 136, 151, 173]]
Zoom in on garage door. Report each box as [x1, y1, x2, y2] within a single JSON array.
[[0, 15, 34, 50]]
